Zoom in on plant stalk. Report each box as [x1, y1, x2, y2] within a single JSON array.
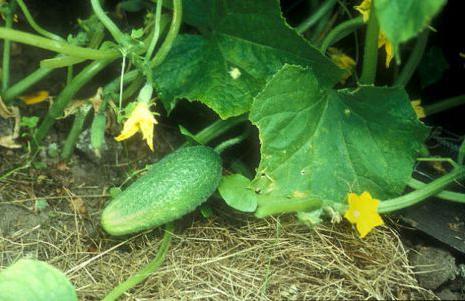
[[0, 28, 119, 60], [320, 16, 364, 53], [151, 0, 182, 67], [359, 1, 379, 85], [378, 167, 465, 213], [296, 0, 337, 34], [102, 223, 174, 301], [90, 0, 125, 44], [424, 94, 465, 116], [395, 30, 429, 87]]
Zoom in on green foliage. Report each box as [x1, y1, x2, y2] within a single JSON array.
[[374, 0, 446, 53], [0, 259, 77, 301], [152, 0, 343, 119], [20, 116, 39, 129], [249, 64, 429, 206], [218, 174, 257, 212]]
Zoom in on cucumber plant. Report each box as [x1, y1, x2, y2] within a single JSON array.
[[1, 0, 465, 300]]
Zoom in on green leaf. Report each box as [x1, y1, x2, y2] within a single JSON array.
[[153, 0, 343, 119], [218, 174, 257, 212], [249, 64, 428, 207], [0, 259, 78, 301], [374, 0, 446, 51]]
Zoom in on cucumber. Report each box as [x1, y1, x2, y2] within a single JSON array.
[[101, 146, 222, 236]]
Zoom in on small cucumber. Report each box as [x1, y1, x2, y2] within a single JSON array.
[[101, 146, 222, 236]]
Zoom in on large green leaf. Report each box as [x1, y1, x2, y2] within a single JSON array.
[[153, 0, 343, 119], [250, 64, 428, 206], [0, 259, 78, 301], [374, 0, 446, 51]]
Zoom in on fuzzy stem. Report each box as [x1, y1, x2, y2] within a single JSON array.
[[378, 167, 465, 213], [395, 30, 429, 87], [424, 94, 465, 116], [90, 0, 125, 44], [296, 0, 337, 34], [320, 16, 364, 53], [151, 0, 182, 67], [33, 59, 114, 145], [359, 1, 379, 85], [0, 28, 119, 60], [102, 223, 174, 301]]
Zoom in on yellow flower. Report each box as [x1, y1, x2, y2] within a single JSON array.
[[19, 90, 50, 105], [355, 0, 394, 68], [344, 191, 384, 238], [329, 48, 356, 83], [115, 102, 157, 151], [354, 0, 371, 22], [411, 99, 426, 119]]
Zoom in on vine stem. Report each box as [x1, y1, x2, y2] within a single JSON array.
[[394, 30, 429, 87], [424, 94, 465, 116], [359, 1, 379, 85], [33, 59, 114, 145], [151, 0, 182, 67], [145, 0, 163, 61], [2, 67, 52, 103], [90, 0, 125, 44], [255, 197, 322, 218], [407, 178, 465, 203], [102, 223, 174, 301], [16, 0, 63, 41], [61, 106, 91, 161], [296, 0, 337, 34], [0, 28, 119, 60], [181, 114, 249, 147], [378, 167, 465, 213], [320, 16, 364, 53]]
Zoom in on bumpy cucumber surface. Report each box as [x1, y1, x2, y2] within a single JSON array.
[[101, 146, 222, 236]]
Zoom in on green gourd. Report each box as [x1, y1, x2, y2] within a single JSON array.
[[101, 146, 222, 236]]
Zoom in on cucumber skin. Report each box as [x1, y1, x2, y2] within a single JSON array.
[[101, 146, 222, 236]]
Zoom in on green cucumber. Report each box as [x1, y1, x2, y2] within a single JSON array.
[[101, 146, 222, 236]]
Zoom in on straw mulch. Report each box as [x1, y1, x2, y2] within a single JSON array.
[[0, 199, 435, 300]]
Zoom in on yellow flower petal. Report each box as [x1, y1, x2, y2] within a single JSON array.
[[344, 191, 384, 238], [378, 33, 394, 68], [114, 102, 156, 151], [19, 90, 50, 105], [354, 0, 371, 23], [411, 99, 426, 119]]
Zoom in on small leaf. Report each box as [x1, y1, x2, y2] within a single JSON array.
[[218, 174, 257, 212], [0, 259, 78, 301]]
